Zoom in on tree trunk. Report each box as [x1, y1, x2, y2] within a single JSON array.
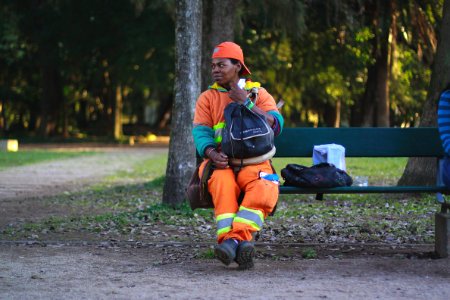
[[360, 0, 392, 127], [162, 0, 202, 207], [360, 63, 377, 127], [374, 27, 390, 127], [38, 63, 63, 137], [322, 100, 341, 127], [77, 100, 88, 131], [62, 99, 69, 138], [103, 69, 115, 138], [156, 94, 173, 129], [201, 0, 238, 90], [360, 2, 378, 127], [0, 100, 5, 132], [389, 0, 398, 126], [398, 0, 450, 186], [334, 98, 341, 128], [375, 0, 392, 127], [114, 84, 123, 140]]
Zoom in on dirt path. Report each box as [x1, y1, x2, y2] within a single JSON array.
[[0, 146, 167, 227], [1, 243, 449, 299], [1, 145, 450, 299], [0, 145, 167, 201]]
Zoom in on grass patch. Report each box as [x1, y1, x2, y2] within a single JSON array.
[[0, 149, 96, 170], [49, 154, 170, 211], [267, 193, 438, 244], [2, 155, 441, 246], [2, 201, 214, 239], [301, 247, 317, 259], [196, 248, 215, 259]]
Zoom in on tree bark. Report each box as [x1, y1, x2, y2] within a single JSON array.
[[62, 98, 69, 138], [201, 0, 238, 90], [334, 98, 341, 128], [114, 84, 123, 140], [360, 61, 377, 127], [375, 0, 392, 127], [360, 0, 392, 127], [360, 3, 378, 127], [374, 45, 390, 127], [0, 100, 5, 132], [99, 65, 115, 137], [398, 0, 450, 186], [323, 103, 338, 127], [162, 0, 202, 207]]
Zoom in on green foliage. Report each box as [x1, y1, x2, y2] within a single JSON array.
[[0, 0, 175, 137], [0, 0, 443, 134], [2, 155, 438, 249], [238, 0, 437, 127], [390, 46, 431, 126]]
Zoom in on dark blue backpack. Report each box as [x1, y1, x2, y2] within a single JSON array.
[[221, 102, 274, 159]]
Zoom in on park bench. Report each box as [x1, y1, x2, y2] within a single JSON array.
[[274, 127, 450, 258]]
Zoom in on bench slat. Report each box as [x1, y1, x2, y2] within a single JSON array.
[[279, 185, 450, 194], [274, 127, 445, 157]]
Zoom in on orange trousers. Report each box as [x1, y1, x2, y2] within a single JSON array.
[[199, 160, 279, 243]]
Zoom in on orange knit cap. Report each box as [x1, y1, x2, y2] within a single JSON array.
[[212, 41, 251, 76]]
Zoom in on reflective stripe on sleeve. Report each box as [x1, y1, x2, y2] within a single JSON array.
[[213, 122, 225, 130], [214, 133, 223, 144], [213, 122, 225, 144]]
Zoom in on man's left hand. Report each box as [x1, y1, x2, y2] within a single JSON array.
[[228, 81, 247, 104]]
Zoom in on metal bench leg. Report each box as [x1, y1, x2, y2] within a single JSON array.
[[435, 203, 450, 258]]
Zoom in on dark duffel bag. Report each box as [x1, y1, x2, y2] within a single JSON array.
[[281, 163, 353, 188]]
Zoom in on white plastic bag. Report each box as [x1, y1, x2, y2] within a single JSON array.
[[312, 143, 346, 171]]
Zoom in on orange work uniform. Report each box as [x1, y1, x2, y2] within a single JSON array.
[[193, 82, 282, 243]]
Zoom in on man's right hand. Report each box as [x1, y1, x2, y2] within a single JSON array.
[[206, 148, 229, 169]]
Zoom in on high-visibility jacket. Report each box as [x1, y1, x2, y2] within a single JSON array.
[[193, 81, 283, 243], [193, 81, 283, 157]]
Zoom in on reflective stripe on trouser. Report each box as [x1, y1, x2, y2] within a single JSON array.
[[233, 206, 264, 231], [200, 159, 279, 243], [216, 213, 236, 236]]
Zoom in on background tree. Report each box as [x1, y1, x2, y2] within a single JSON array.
[[0, 0, 175, 139], [201, 0, 239, 90], [398, 0, 450, 186], [0, 0, 446, 140], [162, 0, 202, 207], [361, 0, 393, 127]]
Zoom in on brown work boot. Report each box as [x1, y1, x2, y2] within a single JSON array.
[[235, 241, 255, 270]]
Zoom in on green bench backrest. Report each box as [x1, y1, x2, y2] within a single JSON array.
[[274, 127, 445, 157]]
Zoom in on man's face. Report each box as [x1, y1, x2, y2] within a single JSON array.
[[211, 58, 240, 88]]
